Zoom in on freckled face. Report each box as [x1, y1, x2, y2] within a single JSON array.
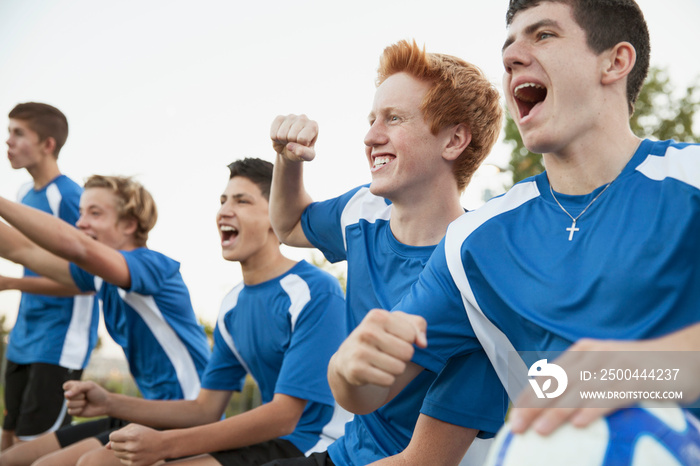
[[364, 72, 449, 202]]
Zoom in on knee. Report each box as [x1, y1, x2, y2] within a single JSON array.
[[75, 448, 109, 466]]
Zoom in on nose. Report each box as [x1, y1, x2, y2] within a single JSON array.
[[364, 120, 388, 149], [76, 215, 88, 229], [502, 40, 529, 75], [217, 201, 234, 219]]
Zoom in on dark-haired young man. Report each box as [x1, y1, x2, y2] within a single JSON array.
[[59, 158, 348, 466], [329, 0, 700, 462]]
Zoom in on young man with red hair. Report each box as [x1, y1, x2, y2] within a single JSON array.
[[267, 40, 507, 465], [330, 1, 700, 463]]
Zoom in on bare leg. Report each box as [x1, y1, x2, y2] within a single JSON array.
[[32, 438, 102, 466], [1, 430, 18, 452], [0, 433, 59, 466], [75, 446, 134, 466]]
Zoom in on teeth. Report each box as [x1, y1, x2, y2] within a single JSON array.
[[220, 225, 237, 233], [515, 82, 545, 93], [373, 156, 392, 168]]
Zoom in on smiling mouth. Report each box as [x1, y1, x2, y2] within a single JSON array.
[[372, 155, 395, 170], [220, 225, 239, 244], [514, 83, 547, 118]]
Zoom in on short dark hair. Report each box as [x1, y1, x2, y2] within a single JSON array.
[[506, 0, 650, 114], [227, 158, 274, 200], [8, 102, 69, 157]]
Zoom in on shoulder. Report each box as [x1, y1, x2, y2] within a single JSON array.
[[282, 260, 343, 296], [634, 140, 700, 188]]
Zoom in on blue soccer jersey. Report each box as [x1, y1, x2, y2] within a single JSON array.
[[301, 186, 507, 465], [7, 175, 99, 369], [201, 260, 347, 455], [398, 140, 700, 414], [70, 248, 210, 400]]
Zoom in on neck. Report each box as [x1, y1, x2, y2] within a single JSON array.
[[389, 186, 465, 247], [27, 158, 61, 190], [544, 128, 641, 195], [240, 244, 296, 286]]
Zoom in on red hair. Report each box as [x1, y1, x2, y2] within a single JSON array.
[[377, 40, 503, 191]]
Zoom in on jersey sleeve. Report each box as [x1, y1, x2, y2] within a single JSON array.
[[201, 324, 248, 391], [57, 184, 82, 227], [122, 249, 180, 295], [69, 263, 99, 292], [274, 291, 346, 406], [394, 237, 481, 373], [421, 351, 507, 439], [301, 186, 366, 263]]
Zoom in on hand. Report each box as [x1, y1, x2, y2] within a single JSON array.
[[108, 424, 165, 466], [509, 337, 698, 435], [332, 309, 427, 388], [270, 114, 318, 162], [64, 380, 110, 418]]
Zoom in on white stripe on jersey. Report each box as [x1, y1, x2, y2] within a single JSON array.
[[444, 181, 540, 402], [339, 187, 391, 252], [280, 274, 311, 332], [216, 283, 254, 386], [636, 144, 700, 189], [45, 183, 62, 217], [16, 181, 32, 203], [59, 294, 96, 369], [118, 289, 201, 399]]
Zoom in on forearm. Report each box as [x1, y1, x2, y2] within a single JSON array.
[[0, 197, 89, 266], [0, 275, 82, 296], [157, 395, 304, 459], [105, 393, 222, 429], [0, 220, 74, 286], [328, 353, 393, 415], [269, 154, 313, 247]]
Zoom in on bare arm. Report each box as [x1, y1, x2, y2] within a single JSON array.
[[0, 274, 83, 296], [0, 220, 74, 286], [64, 381, 229, 428], [0, 197, 131, 288], [328, 309, 427, 414], [509, 323, 700, 435], [108, 393, 307, 464], [269, 114, 317, 247], [368, 414, 478, 466]]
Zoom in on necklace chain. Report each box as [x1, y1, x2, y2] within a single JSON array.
[[549, 181, 613, 241]]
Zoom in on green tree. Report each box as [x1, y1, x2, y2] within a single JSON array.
[[503, 66, 700, 185]]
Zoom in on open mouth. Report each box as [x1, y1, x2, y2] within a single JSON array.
[[372, 155, 395, 170], [220, 225, 239, 245], [514, 83, 547, 118]]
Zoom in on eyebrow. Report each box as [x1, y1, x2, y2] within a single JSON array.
[[222, 193, 253, 201], [502, 19, 560, 52]]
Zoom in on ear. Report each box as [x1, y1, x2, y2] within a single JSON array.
[[121, 217, 138, 237], [41, 136, 57, 156], [601, 42, 636, 86], [443, 123, 472, 162]]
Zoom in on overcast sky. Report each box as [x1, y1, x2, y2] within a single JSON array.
[[1, 0, 699, 355]]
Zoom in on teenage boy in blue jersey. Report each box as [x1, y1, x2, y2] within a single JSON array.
[[267, 40, 507, 465], [2, 102, 99, 451], [57, 158, 347, 466], [0, 175, 211, 466], [328, 0, 700, 462]]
